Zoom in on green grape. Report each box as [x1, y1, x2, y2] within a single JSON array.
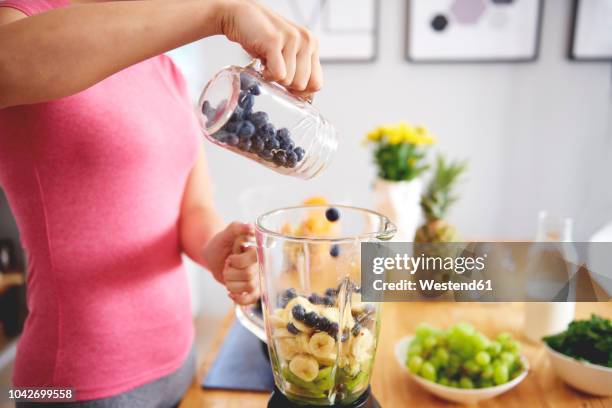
[[453, 322, 475, 336], [487, 341, 502, 356], [408, 355, 423, 374], [408, 343, 423, 357], [510, 367, 523, 380], [415, 324, 439, 340], [493, 364, 509, 385], [505, 340, 521, 354], [450, 380, 459, 388], [434, 347, 450, 365], [420, 362, 437, 382], [475, 351, 491, 366], [500, 351, 516, 367], [481, 365, 494, 380], [480, 379, 494, 388], [463, 360, 481, 375], [459, 376, 474, 389], [472, 333, 490, 351], [423, 336, 437, 351], [497, 332, 512, 343], [438, 377, 450, 387]]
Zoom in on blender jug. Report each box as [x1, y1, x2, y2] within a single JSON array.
[[237, 205, 396, 406]]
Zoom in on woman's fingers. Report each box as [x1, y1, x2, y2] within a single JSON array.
[[225, 277, 258, 294], [291, 29, 315, 91], [229, 291, 260, 306], [227, 247, 257, 269]]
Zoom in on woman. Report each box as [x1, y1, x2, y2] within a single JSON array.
[[0, 0, 322, 406]]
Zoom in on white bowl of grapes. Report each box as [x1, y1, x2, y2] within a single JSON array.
[[394, 323, 529, 405]]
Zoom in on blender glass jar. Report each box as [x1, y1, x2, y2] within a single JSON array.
[[237, 205, 396, 406], [197, 61, 338, 179]]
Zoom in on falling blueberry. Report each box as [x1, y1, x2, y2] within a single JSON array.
[[330, 244, 340, 258], [431, 14, 449, 32], [249, 84, 261, 95], [286, 322, 300, 335], [240, 72, 255, 91], [325, 207, 340, 222]]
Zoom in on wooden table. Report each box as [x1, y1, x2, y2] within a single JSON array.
[[180, 302, 612, 408]]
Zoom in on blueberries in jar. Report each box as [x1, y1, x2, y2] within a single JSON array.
[[229, 106, 244, 122], [273, 151, 287, 166], [225, 134, 239, 147], [259, 149, 274, 161], [249, 111, 269, 129], [225, 120, 242, 134], [238, 91, 254, 111], [238, 138, 252, 152], [260, 123, 276, 139], [202, 100, 216, 122], [238, 121, 255, 138], [265, 137, 280, 151], [293, 147, 305, 162], [251, 136, 265, 154], [285, 151, 298, 168]]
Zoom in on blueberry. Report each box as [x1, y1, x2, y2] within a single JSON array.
[[324, 288, 337, 297], [224, 120, 242, 134], [202, 100, 216, 121], [225, 134, 239, 147], [286, 322, 300, 335], [280, 138, 295, 151], [316, 317, 331, 332], [238, 121, 255, 138], [238, 92, 254, 111], [260, 123, 276, 139], [276, 128, 290, 139], [308, 293, 322, 305], [259, 149, 274, 161], [351, 323, 362, 337], [304, 311, 319, 328], [330, 244, 340, 258], [251, 136, 265, 153], [249, 84, 261, 95], [249, 111, 269, 129], [238, 138, 252, 151], [285, 151, 298, 168], [265, 137, 280, 151], [229, 106, 244, 122], [240, 72, 255, 91], [213, 130, 228, 142], [325, 208, 340, 222], [292, 304, 306, 321], [279, 288, 297, 307], [293, 147, 305, 161], [328, 322, 339, 338], [323, 296, 335, 306], [273, 151, 287, 166]]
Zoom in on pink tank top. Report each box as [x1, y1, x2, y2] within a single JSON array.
[[0, 0, 199, 400]]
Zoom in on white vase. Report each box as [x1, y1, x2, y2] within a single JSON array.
[[373, 178, 423, 242]]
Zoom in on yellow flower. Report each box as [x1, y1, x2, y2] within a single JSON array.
[[364, 122, 437, 146]]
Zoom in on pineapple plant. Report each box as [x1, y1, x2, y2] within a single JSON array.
[[414, 155, 468, 297], [414, 155, 468, 243]]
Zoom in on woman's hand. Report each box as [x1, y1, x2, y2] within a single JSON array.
[[202, 221, 260, 305], [219, 0, 323, 96]]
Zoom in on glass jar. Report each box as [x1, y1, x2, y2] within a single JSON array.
[[197, 61, 338, 179]]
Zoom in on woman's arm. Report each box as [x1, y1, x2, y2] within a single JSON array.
[[179, 148, 259, 305], [0, 0, 322, 108]]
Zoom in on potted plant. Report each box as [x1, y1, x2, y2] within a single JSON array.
[[364, 122, 436, 241]]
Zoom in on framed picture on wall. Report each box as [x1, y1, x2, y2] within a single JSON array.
[[405, 0, 543, 63], [258, 0, 379, 62], [569, 0, 612, 61]]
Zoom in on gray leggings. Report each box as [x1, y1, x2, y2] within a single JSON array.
[[16, 344, 196, 408]]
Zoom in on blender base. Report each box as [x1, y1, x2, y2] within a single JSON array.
[[268, 386, 380, 408]]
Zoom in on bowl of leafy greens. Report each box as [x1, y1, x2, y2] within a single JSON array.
[[543, 314, 612, 396]]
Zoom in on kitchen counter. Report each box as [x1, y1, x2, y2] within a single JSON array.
[[180, 302, 612, 408]]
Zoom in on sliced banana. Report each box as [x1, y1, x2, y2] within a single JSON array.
[[347, 361, 361, 377], [276, 337, 299, 360], [320, 307, 339, 323], [315, 353, 337, 366], [296, 333, 311, 355], [308, 332, 336, 358], [351, 328, 374, 363], [270, 309, 287, 329], [289, 354, 319, 382], [273, 328, 295, 339]]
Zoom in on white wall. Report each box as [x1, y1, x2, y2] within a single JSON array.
[[170, 0, 611, 243]]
